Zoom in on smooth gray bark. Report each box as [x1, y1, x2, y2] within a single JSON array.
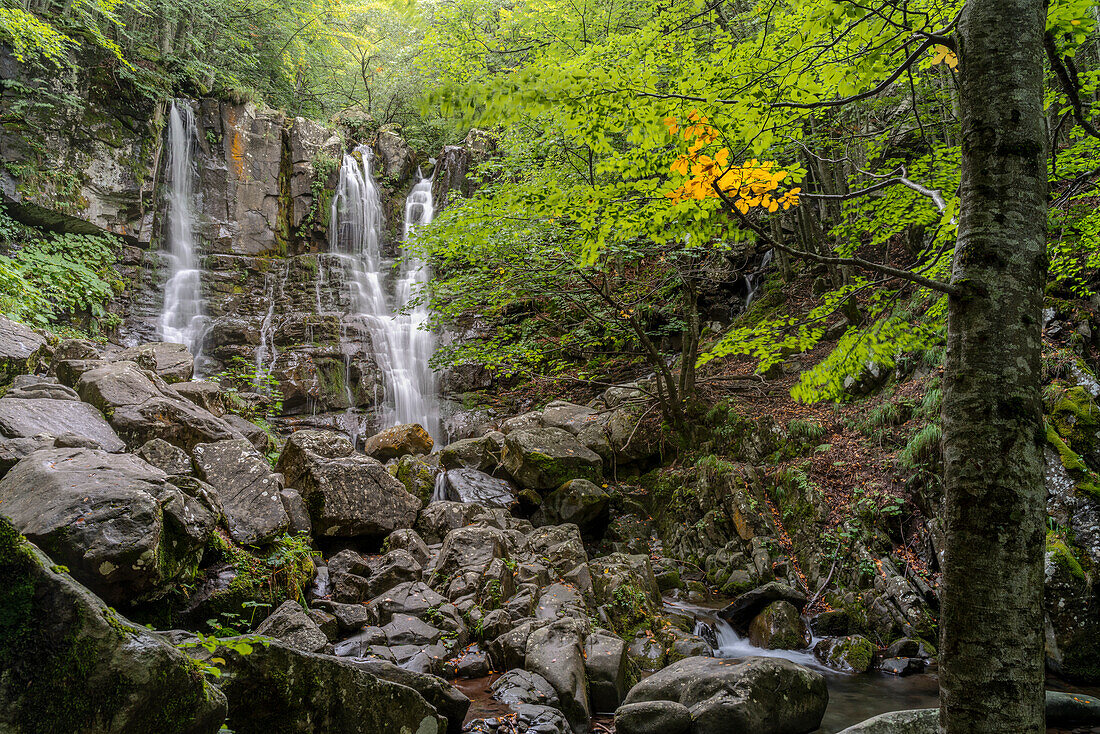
[[940, 1, 1047, 732]]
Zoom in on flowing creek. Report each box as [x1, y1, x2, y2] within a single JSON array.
[[663, 597, 940, 732]]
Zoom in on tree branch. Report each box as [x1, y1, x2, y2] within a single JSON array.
[[711, 182, 960, 296]]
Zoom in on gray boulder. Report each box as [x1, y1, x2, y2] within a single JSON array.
[[193, 439, 289, 545], [366, 548, 423, 596], [277, 431, 419, 538], [585, 630, 629, 713], [114, 342, 194, 383], [0, 448, 210, 605], [0, 518, 227, 733], [525, 617, 590, 732], [5, 374, 80, 400], [624, 656, 827, 734], [491, 668, 561, 708], [171, 380, 228, 416], [0, 314, 46, 384], [75, 361, 244, 450], [439, 467, 517, 507], [192, 637, 447, 734], [433, 525, 510, 577], [615, 700, 692, 734], [532, 478, 610, 533], [254, 599, 329, 653], [0, 395, 125, 452], [348, 658, 470, 734], [136, 438, 193, 475], [502, 427, 602, 490], [415, 501, 502, 544], [384, 528, 431, 566]]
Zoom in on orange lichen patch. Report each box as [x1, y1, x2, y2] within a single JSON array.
[[225, 107, 247, 180]]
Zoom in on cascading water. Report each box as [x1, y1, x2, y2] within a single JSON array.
[[328, 147, 442, 442], [159, 100, 206, 367]]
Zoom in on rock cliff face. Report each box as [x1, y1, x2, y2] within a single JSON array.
[[2, 37, 490, 442]]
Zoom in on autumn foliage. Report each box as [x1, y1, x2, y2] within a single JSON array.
[[664, 112, 801, 213]]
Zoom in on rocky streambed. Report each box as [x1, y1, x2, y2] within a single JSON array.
[[0, 322, 1098, 734]]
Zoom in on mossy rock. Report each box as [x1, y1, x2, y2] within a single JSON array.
[[813, 635, 874, 672], [0, 516, 226, 733], [1048, 385, 1100, 462]]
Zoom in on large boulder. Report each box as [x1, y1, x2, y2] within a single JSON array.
[[0, 517, 227, 733], [348, 659, 470, 734], [254, 599, 329, 653], [193, 439, 289, 545], [192, 637, 447, 734], [277, 433, 420, 538], [623, 656, 828, 734], [0, 448, 211, 605], [532, 479, 610, 533], [491, 669, 561, 708], [748, 600, 811, 650], [615, 701, 692, 734], [433, 525, 510, 578], [585, 630, 629, 713], [363, 423, 433, 461], [718, 581, 808, 631], [437, 467, 517, 508], [75, 361, 244, 450], [525, 617, 590, 732], [0, 392, 125, 452], [502, 427, 602, 490], [113, 342, 195, 383], [0, 314, 46, 384]]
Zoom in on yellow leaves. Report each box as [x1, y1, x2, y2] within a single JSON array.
[[663, 110, 798, 213], [929, 44, 958, 70]]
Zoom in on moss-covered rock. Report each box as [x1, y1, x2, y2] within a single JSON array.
[[1044, 534, 1100, 682], [0, 516, 226, 733], [813, 635, 875, 672], [191, 636, 446, 734], [748, 600, 811, 650]]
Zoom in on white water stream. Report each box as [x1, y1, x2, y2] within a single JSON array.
[[329, 147, 441, 442], [159, 100, 206, 368]]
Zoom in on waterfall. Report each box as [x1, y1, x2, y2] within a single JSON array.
[[159, 100, 206, 367], [743, 249, 774, 310], [328, 147, 441, 443]]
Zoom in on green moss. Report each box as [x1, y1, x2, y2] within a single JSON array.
[[1047, 532, 1087, 581], [1047, 422, 1089, 472], [1048, 384, 1100, 456]]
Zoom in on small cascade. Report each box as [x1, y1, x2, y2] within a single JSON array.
[[328, 147, 442, 443], [431, 472, 449, 502], [254, 262, 287, 393], [744, 249, 774, 310], [159, 100, 206, 368]]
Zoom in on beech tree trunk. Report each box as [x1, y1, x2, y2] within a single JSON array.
[[940, 1, 1047, 732]]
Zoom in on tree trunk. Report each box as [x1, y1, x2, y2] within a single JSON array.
[[940, 2, 1047, 733]]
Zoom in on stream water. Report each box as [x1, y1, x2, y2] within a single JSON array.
[[159, 100, 207, 368], [665, 597, 941, 732], [329, 149, 441, 443]]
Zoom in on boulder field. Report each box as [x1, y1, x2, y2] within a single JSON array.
[[0, 331, 1098, 733]]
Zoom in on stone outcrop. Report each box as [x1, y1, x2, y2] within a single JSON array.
[[0, 517, 226, 733], [0, 448, 213, 605], [277, 430, 420, 537]]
